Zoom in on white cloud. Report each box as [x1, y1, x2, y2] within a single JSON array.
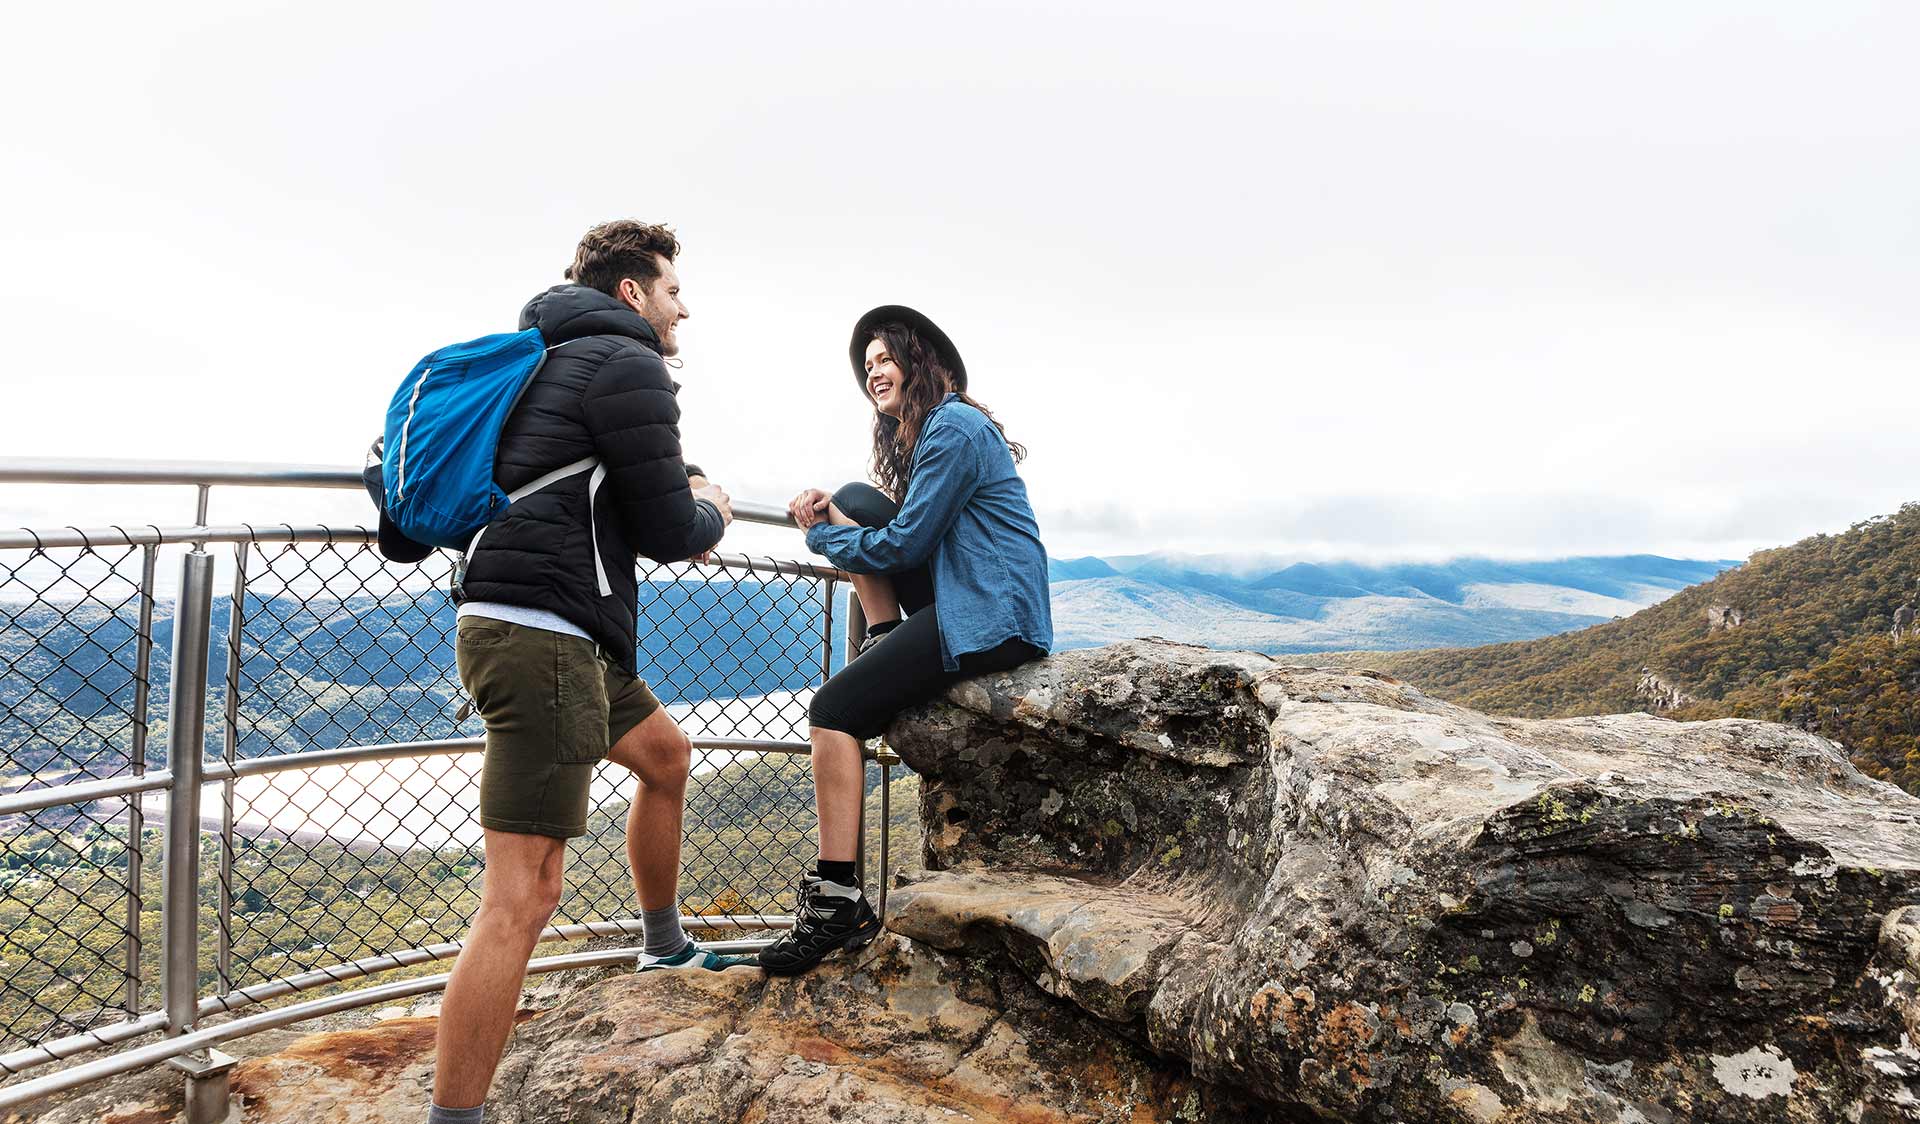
[[3, 1, 1916, 565]]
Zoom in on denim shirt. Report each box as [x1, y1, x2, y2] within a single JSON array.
[[806, 396, 1053, 671]]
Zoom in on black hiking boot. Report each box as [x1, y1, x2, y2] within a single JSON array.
[[757, 875, 881, 976]]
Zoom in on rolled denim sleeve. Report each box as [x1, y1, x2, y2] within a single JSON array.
[[806, 418, 981, 573]]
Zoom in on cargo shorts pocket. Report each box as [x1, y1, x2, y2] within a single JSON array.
[[455, 619, 515, 712], [554, 633, 611, 765]]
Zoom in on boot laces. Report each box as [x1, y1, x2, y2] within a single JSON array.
[[772, 878, 843, 956]]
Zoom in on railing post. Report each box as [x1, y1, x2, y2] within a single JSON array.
[[125, 543, 158, 1015], [843, 589, 870, 889], [160, 546, 233, 1121], [878, 757, 890, 921], [217, 541, 248, 993], [820, 578, 837, 686], [162, 548, 211, 1037]]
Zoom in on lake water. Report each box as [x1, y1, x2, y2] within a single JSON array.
[[147, 689, 812, 849]]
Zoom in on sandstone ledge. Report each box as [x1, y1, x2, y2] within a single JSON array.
[[885, 640, 1920, 1122], [25, 935, 1266, 1124]]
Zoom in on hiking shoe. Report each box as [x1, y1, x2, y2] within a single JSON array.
[[637, 939, 756, 972], [757, 875, 881, 976]]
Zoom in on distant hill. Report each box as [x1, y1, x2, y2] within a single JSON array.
[[1357, 504, 1920, 792], [1046, 556, 1120, 582], [3, 548, 1737, 783], [0, 578, 839, 782], [1049, 552, 1731, 654]]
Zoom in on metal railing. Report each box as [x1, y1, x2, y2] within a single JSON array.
[[0, 458, 891, 1113]]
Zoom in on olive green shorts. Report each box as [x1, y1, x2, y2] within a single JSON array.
[[456, 616, 662, 839]]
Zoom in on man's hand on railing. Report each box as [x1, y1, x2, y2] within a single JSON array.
[[789, 488, 831, 531], [694, 481, 734, 526], [685, 478, 733, 564]]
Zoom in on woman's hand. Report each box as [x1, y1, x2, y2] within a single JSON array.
[[789, 488, 831, 530]]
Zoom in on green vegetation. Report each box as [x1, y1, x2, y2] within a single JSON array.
[[1358, 503, 1920, 792], [0, 754, 927, 1051]]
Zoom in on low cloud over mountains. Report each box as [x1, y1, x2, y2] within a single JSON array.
[[1048, 552, 1733, 654]]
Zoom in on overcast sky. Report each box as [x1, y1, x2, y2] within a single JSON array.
[[3, 1, 1915, 564]]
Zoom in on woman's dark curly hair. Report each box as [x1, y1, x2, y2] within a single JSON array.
[[865, 323, 1025, 501]]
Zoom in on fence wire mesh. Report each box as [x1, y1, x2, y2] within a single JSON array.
[[0, 542, 153, 785], [0, 526, 851, 1050], [0, 800, 147, 1047], [217, 535, 841, 993], [232, 539, 468, 758], [0, 541, 154, 1049]]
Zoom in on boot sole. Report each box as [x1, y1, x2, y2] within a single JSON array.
[[758, 920, 882, 977]]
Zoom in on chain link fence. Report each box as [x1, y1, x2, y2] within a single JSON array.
[[0, 540, 155, 1047], [0, 522, 866, 1064]]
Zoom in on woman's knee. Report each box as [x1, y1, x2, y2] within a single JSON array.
[[807, 691, 848, 736], [830, 482, 896, 528], [808, 682, 865, 740]]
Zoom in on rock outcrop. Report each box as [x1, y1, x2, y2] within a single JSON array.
[[27, 640, 1920, 1122], [1631, 667, 1695, 712], [30, 937, 1263, 1124], [885, 641, 1920, 1122], [1707, 604, 1745, 633]]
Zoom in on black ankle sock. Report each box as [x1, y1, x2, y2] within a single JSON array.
[[865, 619, 901, 641], [814, 860, 857, 886]]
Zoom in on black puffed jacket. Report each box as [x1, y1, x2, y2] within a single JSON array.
[[457, 285, 723, 674]]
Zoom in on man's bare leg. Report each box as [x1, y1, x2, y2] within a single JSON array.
[[432, 830, 565, 1109], [826, 501, 900, 627], [606, 707, 693, 914], [811, 726, 864, 864]]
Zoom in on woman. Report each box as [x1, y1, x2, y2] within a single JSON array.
[[757, 305, 1052, 976]]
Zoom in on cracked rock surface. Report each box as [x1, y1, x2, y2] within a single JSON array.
[[887, 640, 1920, 1122], [25, 935, 1263, 1123], [483, 934, 1261, 1123]]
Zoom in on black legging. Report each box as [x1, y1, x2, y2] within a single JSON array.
[[808, 483, 1039, 739]]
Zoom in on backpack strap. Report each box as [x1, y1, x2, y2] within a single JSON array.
[[588, 463, 611, 597], [464, 455, 601, 573], [505, 455, 598, 503]]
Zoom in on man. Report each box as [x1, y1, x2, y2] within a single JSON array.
[[412, 221, 743, 1124]]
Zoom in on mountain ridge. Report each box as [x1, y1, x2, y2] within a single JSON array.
[[1047, 550, 1732, 655], [1355, 503, 1920, 792]]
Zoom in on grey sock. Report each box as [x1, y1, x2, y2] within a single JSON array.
[[428, 1103, 484, 1124], [642, 904, 689, 957]]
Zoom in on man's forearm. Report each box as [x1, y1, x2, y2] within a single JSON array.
[[689, 498, 725, 555]]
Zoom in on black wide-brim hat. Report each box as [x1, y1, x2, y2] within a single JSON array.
[[849, 305, 967, 397]]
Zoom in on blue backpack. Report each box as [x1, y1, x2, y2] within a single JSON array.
[[381, 330, 599, 554]]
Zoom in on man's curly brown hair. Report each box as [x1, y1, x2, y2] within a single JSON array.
[[566, 220, 681, 296]]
